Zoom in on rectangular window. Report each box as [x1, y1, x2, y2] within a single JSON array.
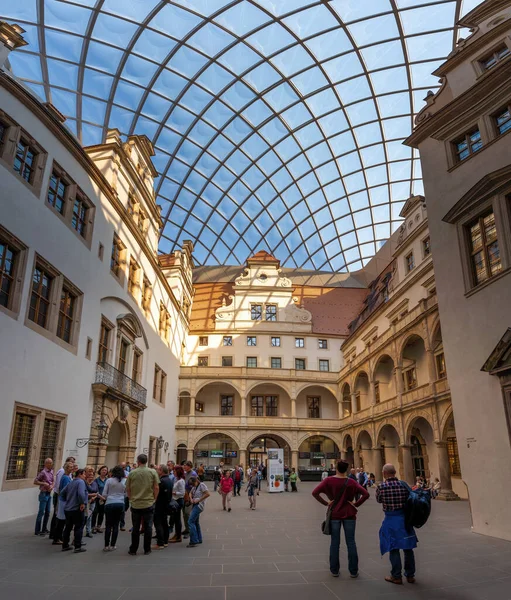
[[153, 365, 161, 400], [467, 210, 501, 285], [159, 303, 171, 341], [13, 138, 36, 183], [494, 106, 511, 135], [246, 356, 257, 368], [37, 418, 60, 473], [447, 437, 461, 476], [319, 359, 329, 372], [295, 358, 306, 370], [138, 209, 147, 235], [98, 319, 112, 363], [436, 352, 446, 379], [251, 396, 264, 417], [307, 397, 320, 419], [128, 258, 139, 296], [142, 277, 152, 313], [271, 336, 281, 347], [423, 237, 431, 257], [132, 349, 142, 383], [265, 304, 277, 321], [271, 357, 282, 369], [375, 382, 380, 404], [0, 240, 17, 309], [318, 339, 328, 349], [404, 367, 417, 391], [198, 356, 209, 367], [118, 339, 129, 374], [221, 395, 234, 416], [199, 336, 208, 346], [295, 337, 304, 348], [56, 285, 76, 344], [160, 371, 167, 405], [454, 128, 482, 162], [222, 356, 233, 367], [223, 336, 232, 346], [251, 304, 262, 320], [7, 412, 35, 480], [195, 401, 204, 413], [405, 252, 415, 273], [29, 264, 53, 329], [247, 336, 257, 346], [71, 193, 89, 238], [266, 396, 278, 417], [47, 171, 67, 214], [480, 44, 511, 70], [355, 391, 361, 412], [110, 235, 123, 277]]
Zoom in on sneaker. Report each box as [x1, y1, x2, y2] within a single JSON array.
[[62, 546, 72, 552], [169, 538, 182, 544], [183, 534, 189, 539], [103, 547, 110, 552], [42, 529, 50, 534], [120, 528, 126, 531], [85, 533, 93, 538], [187, 543, 198, 548], [385, 576, 403, 585], [228, 508, 231, 512], [144, 550, 151, 555], [52, 540, 62, 545], [128, 551, 137, 556], [110, 546, 116, 551], [406, 577, 416, 584], [331, 572, 340, 578], [350, 573, 359, 579], [152, 545, 164, 550], [74, 547, 87, 553]]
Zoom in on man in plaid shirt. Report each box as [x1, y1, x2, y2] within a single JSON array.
[[376, 464, 417, 586]]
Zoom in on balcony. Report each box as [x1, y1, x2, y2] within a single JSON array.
[[179, 365, 338, 385], [93, 362, 147, 407]]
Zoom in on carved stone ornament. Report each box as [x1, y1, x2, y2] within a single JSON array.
[[283, 303, 312, 323], [215, 295, 235, 320], [120, 402, 130, 422], [277, 276, 292, 287], [235, 269, 250, 286]]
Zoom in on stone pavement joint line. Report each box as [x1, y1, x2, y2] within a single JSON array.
[[0, 483, 510, 600]]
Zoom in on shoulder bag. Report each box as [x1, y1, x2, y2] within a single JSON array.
[[321, 478, 350, 535]]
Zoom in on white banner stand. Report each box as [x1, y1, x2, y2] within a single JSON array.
[[268, 448, 284, 492]]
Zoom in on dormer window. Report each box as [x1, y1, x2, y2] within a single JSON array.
[[480, 44, 510, 71]]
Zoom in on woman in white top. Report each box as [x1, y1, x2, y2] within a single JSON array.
[[169, 465, 186, 543], [102, 465, 126, 552]]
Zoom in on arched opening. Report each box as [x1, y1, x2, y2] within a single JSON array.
[[401, 335, 427, 391], [247, 383, 291, 418], [298, 435, 340, 480], [176, 443, 187, 465], [341, 383, 352, 418], [343, 434, 354, 468], [296, 385, 337, 419], [354, 372, 370, 412], [356, 430, 373, 472], [373, 355, 395, 403], [409, 416, 435, 482], [179, 391, 191, 415], [443, 415, 461, 478], [377, 424, 400, 477], [105, 420, 125, 468], [194, 433, 239, 468], [195, 382, 241, 416], [247, 434, 290, 469]]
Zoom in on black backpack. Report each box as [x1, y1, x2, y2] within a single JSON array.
[[401, 481, 431, 529]]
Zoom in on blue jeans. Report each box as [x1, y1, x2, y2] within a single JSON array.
[[389, 549, 415, 579], [188, 505, 203, 545], [329, 519, 358, 576], [35, 491, 52, 534]]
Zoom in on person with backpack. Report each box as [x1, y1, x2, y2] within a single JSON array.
[[312, 460, 369, 578], [376, 463, 419, 585]]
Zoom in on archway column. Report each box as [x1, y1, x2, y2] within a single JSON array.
[[291, 397, 297, 418], [291, 450, 298, 471], [351, 392, 357, 414], [187, 448, 194, 463], [426, 349, 438, 393], [369, 379, 376, 406], [241, 395, 247, 418], [341, 449, 348, 461], [435, 441, 459, 501], [189, 396, 196, 416], [371, 447, 383, 481], [337, 400, 344, 420], [400, 444, 414, 484], [239, 449, 247, 467]]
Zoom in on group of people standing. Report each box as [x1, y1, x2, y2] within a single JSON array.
[[313, 460, 421, 585]]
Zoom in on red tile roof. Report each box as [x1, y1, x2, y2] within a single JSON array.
[[246, 250, 280, 264]]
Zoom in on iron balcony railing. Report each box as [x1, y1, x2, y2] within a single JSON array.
[[95, 361, 147, 405]]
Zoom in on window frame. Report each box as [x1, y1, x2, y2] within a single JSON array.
[[246, 356, 258, 368], [422, 236, 431, 258], [403, 366, 418, 391], [220, 394, 234, 416], [452, 127, 483, 163], [198, 336, 209, 346], [318, 339, 328, 349], [435, 351, 446, 379], [141, 277, 152, 314], [295, 358, 306, 370], [265, 304, 277, 321], [405, 251, 415, 273], [98, 316, 114, 364], [223, 336, 232, 346], [0, 224, 28, 320], [198, 356, 209, 367], [270, 356, 282, 369], [307, 396, 321, 419], [466, 209, 502, 287], [247, 335, 257, 347], [3, 402, 67, 492], [222, 356, 233, 367], [132, 347, 143, 383], [270, 336, 281, 347], [250, 395, 264, 417], [110, 234, 127, 284], [493, 104, 511, 137], [295, 337, 305, 348], [250, 303, 262, 321], [478, 43, 511, 73], [318, 359, 330, 372], [265, 395, 278, 417]]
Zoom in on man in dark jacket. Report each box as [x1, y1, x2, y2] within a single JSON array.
[[232, 466, 243, 496], [153, 464, 173, 549]]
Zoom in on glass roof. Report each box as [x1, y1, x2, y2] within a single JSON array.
[[1, 0, 482, 271]]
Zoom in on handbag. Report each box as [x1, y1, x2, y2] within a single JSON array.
[[321, 478, 350, 535], [167, 499, 180, 514]]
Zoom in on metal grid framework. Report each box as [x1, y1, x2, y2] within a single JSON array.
[[0, 0, 482, 271]]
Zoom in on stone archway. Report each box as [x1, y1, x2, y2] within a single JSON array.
[[105, 420, 126, 467], [247, 432, 291, 469]]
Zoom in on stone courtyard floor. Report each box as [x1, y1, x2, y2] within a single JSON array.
[[1, 482, 511, 600]]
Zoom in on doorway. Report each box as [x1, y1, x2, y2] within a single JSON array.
[[105, 420, 123, 467]]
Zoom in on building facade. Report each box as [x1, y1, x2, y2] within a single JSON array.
[[337, 196, 465, 500], [405, 0, 511, 539], [0, 29, 189, 521]]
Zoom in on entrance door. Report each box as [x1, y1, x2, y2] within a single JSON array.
[[105, 421, 122, 467]]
